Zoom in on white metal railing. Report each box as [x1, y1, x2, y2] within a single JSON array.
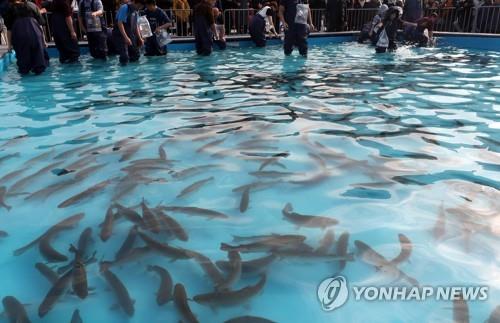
[[35, 6, 500, 43]]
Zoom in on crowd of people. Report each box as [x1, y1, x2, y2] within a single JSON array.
[[0, 0, 496, 75], [357, 1, 439, 51]]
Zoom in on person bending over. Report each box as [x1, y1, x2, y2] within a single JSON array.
[[249, 5, 279, 47], [143, 0, 172, 56], [358, 4, 387, 44], [375, 6, 414, 53]]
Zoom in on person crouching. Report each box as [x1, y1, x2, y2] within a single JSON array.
[[249, 5, 279, 47]]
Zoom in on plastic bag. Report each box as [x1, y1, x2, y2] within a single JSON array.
[[376, 28, 389, 48], [138, 15, 153, 38], [156, 30, 172, 47], [294, 3, 309, 25], [86, 12, 102, 33]]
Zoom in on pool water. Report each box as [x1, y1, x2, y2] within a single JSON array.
[[0, 42, 499, 323]]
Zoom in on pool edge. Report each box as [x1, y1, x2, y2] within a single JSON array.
[[1, 32, 499, 74]]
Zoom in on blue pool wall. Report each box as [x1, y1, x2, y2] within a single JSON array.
[[1, 32, 499, 72]]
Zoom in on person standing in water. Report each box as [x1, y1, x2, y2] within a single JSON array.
[[249, 5, 279, 47], [278, 0, 315, 57], [193, 0, 217, 55], [112, 0, 144, 65], [49, 0, 80, 63], [4, 0, 49, 74], [78, 0, 108, 59], [143, 0, 172, 56]]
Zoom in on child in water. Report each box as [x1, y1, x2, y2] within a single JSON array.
[[143, 0, 172, 56]]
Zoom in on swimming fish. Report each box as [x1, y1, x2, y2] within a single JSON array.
[[239, 187, 250, 213], [173, 284, 199, 323], [0, 167, 30, 185], [272, 247, 354, 261], [216, 250, 242, 291], [187, 250, 225, 286], [58, 178, 117, 208], [35, 262, 59, 284], [316, 229, 335, 254], [335, 232, 350, 272], [38, 268, 73, 317], [138, 232, 192, 260], [141, 199, 161, 234], [8, 161, 64, 194], [487, 305, 500, 323], [77, 227, 93, 256], [2, 296, 31, 323], [258, 157, 287, 171], [216, 254, 277, 276], [0, 186, 11, 211], [0, 230, 8, 237], [158, 145, 167, 160], [70, 309, 83, 323], [224, 316, 276, 323], [54, 143, 94, 160], [114, 203, 145, 227], [176, 177, 214, 199], [100, 207, 115, 242], [159, 206, 229, 220], [14, 213, 85, 256], [100, 247, 152, 270], [39, 233, 68, 262], [231, 234, 305, 244], [282, 203, 338, 229], [172, 164, 220, 179], [153, 208, 188, 241], [23, 149, 54, 166], [119, 141, 148, 162], [196, 138, 226, 153], [69, 244, 88, 299], [389, 234, 412, 265], [73, 163, 107, 181], [221, 235, 307, 253], [24, 179, 78, 202], [354, 240, 419, 286], [147, 265, 173, 305], [249, 171, 295, 178], [115, 225, 138, 260], [232, 181, 282, 193], [432, 202, 446, 240], [64, 154, 98, 173], [0, 152, 20, 166], [100, 266, 135, 317], [193, 274, 266, 307], [453, 293, 469, 323], [78, 143, 114, 157]]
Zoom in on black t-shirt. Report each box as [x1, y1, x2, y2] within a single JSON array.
[[144, 7, 170, 31], [194, 1, 214, 24], [279, 0, 308, 25], [4, 1, 42, 30]]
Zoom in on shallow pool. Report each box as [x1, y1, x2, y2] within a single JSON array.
[[0, 42, 499, 323]]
